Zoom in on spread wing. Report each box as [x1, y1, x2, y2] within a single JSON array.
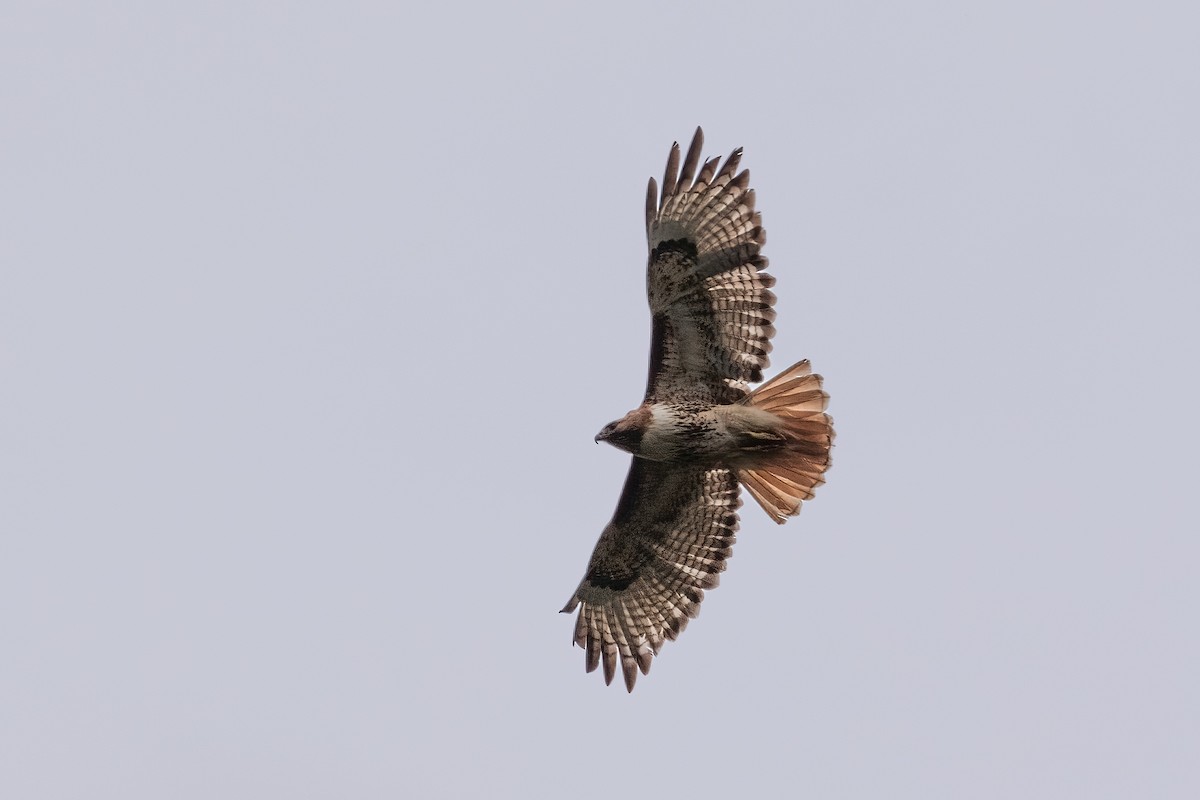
[[561, 459, 740, 692], [643, 127, 777, 404]]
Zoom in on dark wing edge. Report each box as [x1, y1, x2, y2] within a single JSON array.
[[561, 459, 741, 691], [643, 127, 778, 404]]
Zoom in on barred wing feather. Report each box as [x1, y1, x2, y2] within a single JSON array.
[[643, 127, 778, 404], [561, 460, 740, 692]]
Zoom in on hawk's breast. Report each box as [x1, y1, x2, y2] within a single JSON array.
[[639, 404, 728, 462]]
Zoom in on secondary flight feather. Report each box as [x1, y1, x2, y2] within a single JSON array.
[[561, 128, 834, 691]]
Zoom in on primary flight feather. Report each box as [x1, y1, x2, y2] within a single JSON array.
[[561, 128, 834, 691]]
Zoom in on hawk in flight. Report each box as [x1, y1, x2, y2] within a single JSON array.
[[561, 128, 834, 691]]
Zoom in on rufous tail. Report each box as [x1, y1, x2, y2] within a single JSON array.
[[736, 360, 834, 524]]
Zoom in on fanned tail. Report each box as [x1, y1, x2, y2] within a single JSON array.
[[736, 360, 834, 523]]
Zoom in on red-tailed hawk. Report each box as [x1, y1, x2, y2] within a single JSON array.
[[561, 128, 834, 691]]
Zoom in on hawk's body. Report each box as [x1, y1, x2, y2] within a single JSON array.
[[562, 129, 834, 691]]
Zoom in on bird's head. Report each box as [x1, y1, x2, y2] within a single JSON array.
[[595, 407, 651, 454]]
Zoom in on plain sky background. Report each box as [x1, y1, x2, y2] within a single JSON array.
[[3, 1, 1198, 797]]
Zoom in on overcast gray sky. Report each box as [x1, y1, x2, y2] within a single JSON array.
[[3, 1, 1198, 797]]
